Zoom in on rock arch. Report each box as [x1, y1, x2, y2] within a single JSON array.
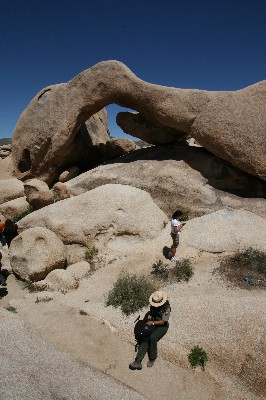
[[12, 61, 266, 183]]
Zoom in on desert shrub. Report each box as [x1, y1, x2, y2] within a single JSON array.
[[162, 220, 168, 229], [85, 246, 99, 263], [106, 271, 155, 315], [217, 247, 266, 288], [151, 260, 170, 279], [237, 247, 266, 274], [12, 206, 35, 222], [17, 280, 37, 293], [179, 214, 189, 222], [4, 305, 17, 313], [188, 345, 208, 370], [176, 258, 194, 282]]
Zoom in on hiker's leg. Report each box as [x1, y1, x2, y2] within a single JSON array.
[[170, 233, 179, 256], [135, 339, 149, 362], [148, 326, 168, 361]]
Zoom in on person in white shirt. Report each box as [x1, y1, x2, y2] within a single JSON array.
[[169, 210, 185, 262]]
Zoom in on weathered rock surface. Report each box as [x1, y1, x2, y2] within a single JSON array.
[[100, 137, 139, 160], [10, 227, 65, 282], [59, 166, 80, 183], [12, 61, 266, 183], [0, 197, 29, 220], [13, 103, 110, 184], [0, 179, 24, 205], [17, 184, 167, 248], [52, 182, 70, 202], [33, 261, 91, 292], [65, 144, 266, 219], [24, 179, 54, 209], [179, 209, 266, 254], [0, 154, 16, 180], [81, 107, 110, 146], [0, 309, 144, 400], [117, 112, 184, 145], [65, 244, 88, 265]]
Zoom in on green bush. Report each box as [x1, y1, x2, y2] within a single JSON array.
[[235, 247, 266, 274], [188, 345, 208, 370], [12, 206, 35, 222], [85, 246, 99, 262], [106, 271, 155, 315], [179, 214, 189, 222], [151, 260, 170, 279], [162, 220, 168, 229], [218, 247, 266, 288], [176, 258, 194, 282]]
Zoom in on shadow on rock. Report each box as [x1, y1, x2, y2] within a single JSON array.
[[103, 142, 266, 199]]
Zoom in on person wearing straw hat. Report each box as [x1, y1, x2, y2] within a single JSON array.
[[129, 290, 171, 370]]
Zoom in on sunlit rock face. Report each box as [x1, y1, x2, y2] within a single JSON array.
[[12, 61, 266, 184]]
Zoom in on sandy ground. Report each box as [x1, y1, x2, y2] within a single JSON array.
[[1, 228, 265, 399]]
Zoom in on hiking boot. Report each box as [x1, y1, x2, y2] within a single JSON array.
[[171, 256, 177, 262], [147, 359, 156, 367], [129, 361, 142, 370]]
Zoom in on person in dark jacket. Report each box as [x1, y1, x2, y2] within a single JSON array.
[[129, 290, 171, 370], [3, 219, 18, 248], [0, 252, 7, 286]]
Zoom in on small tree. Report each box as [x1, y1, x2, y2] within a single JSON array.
[[188, 345, 208, 370]]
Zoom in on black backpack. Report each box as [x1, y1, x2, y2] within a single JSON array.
[[134, 319, 157, 351]]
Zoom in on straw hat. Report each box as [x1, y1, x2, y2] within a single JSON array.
[[149, 290, 167, 307]]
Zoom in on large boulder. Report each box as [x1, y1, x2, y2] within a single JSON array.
[[0, 179, 24, 205], [0, 197, 29, 220], [12, 61, 266, 183], [100, 138, 139, 160], [59, 166, 80, 183], [52, 182, 70, 202], [64, 143, 266, 219], [179, 209, 266, 254], [17, 184, 167, 248], [33, 261, 91, 292], [117, 112, 184, 145], [10, 227, 65, 282], [24, 179, 54, 209], [0, 154, 16, 180]]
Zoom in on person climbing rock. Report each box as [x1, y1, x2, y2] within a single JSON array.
[[129, 291, 171, 370], [168, 210, 185, 262]]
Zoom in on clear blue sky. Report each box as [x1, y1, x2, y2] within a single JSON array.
[[0, 0, 265, 139]]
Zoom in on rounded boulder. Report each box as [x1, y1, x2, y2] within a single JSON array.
[[10, 227, 65, 282]]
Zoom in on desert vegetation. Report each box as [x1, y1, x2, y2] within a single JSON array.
[[188, 345, 208, 370], [106, 271, 156, 315], [216, 247, 266, 289]]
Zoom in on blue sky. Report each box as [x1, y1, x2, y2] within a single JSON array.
[[0, 0, 265, 139]]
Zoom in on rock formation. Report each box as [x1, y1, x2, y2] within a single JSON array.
[[17, 184, 167, 247], [0, 179, 24, 205], [179, 209, 266, 254], [12, 61, 266, 184], [10, 227, 65, 282], [24, 179, 54, 209], [65, 143, 266, 218]]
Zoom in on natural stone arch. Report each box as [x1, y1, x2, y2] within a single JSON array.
[[12, 61, 266, 183]]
